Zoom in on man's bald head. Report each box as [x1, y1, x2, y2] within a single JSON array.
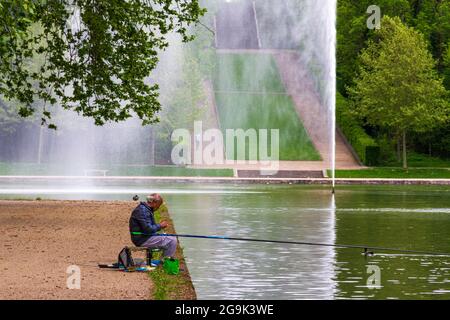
[[146, 193, 163, 209]]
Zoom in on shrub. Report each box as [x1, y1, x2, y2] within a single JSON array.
[[336, 92, 380, 165]]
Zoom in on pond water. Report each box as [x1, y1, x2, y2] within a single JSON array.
[[1, 180, 450, 299]]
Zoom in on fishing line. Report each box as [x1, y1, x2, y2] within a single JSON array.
[[130, 196, 449, 257], [131, 232, 450, 257]]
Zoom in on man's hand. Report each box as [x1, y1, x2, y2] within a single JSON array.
[[160, 221, 169, 229]]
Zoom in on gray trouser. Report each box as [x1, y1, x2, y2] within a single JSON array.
[[141, 235, 177, 257]]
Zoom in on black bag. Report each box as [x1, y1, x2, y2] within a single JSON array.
[[118, 247, 135, 270]]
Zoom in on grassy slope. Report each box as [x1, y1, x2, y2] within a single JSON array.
[[215, 93, 320, 160], [214, 53, 320, 161], [214, 53, 285, 92]]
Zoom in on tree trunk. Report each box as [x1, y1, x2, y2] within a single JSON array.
[[396, 135, 401, 162], [37, 125, 44, 164], [402, 130, 407, 170], [149, 127, 155, 166]]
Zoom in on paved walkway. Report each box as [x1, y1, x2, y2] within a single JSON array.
[[190, 161, 361, 173], [273, 50, 360, 169]]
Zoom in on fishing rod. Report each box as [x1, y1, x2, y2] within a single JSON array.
[[131, 232, 450, 257], [130, 196, 449, 256]]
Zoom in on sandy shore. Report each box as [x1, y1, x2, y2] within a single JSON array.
[[0, 200, 153, 299]]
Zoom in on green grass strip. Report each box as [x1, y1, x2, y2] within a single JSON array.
[[331, 168, 450, 179], [0, 162, 234, 177]]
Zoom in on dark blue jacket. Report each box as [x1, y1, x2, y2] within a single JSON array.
[[129, 202, 161, 246]]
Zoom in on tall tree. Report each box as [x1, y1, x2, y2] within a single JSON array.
[[349, 16, 448, 169], [412, 0, 450, 73], [337, 0, 411, 95], [445, 42, 450, 88], [156, 46, 207, 158], [0, 0, 205, 128]]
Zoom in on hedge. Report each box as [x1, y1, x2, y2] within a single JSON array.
[[336, 92, 380, 165]]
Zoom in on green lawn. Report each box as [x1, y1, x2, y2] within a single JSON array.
[[108, 166, 233, 177], [215, 93, 320, 160], [331, 168, 450, 179], [214, 53, 286, 92], [213, 53, 320, 161], [381, 152, 450, 168], [0, 162, 233, 177]]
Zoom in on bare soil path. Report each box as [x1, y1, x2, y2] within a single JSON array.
[[0, 200, 150, 299]]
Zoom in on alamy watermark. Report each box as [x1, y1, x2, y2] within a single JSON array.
[[66, 265, 81, 290], [366, 265, 381, 289], [367, 5, 381, 30], [171, 121, 280, 175]]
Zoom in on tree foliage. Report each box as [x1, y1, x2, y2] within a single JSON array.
[[0, 0, 205, 128], [157, 46, 207, 140], [349, 16, 448, 168], [337, 0, 412, 94], [337, 0, 450, 94]]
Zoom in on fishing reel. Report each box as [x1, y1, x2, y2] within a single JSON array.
[[132, 195, 139, 201]]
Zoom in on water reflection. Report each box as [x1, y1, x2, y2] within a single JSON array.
[[165, 189, 337, 299], [334, 185, 450, 299]]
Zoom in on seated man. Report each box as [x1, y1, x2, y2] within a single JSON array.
[[129, 193, 177, 258]]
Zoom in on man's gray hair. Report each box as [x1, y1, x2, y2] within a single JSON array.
[[146, 193, 162, 203]]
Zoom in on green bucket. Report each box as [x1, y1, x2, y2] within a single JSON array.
[[163, 258, 180, 275]]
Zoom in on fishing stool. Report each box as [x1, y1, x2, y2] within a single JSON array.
[[128, 247, 162, 266]]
